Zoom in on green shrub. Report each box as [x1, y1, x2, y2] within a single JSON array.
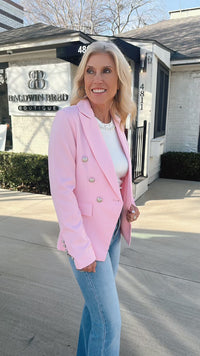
[[160, 152, 200, 181], [0, 152, 50, 194]]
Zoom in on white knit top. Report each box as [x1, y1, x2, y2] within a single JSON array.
[[96, 118, 128, 187]]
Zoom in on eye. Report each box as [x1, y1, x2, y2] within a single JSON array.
[[86, 67, 94, 74], [103, 67, 112, 73]]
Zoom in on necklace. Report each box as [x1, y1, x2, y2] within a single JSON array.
[[96, 117, 115, 131]]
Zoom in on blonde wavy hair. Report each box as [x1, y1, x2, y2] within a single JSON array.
[[70, 41, 136, 127]]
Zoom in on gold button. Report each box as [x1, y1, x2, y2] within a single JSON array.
[[89, 177, 95, 183], [96, 196, 103, 203], [82, 155, 88, 162]]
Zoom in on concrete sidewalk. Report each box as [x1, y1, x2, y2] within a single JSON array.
[[0, 178, 200, 356]]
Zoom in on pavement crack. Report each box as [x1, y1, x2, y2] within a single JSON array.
[[119, 262, 200, 284], [27, 335, 35, 345], [0, 234, 56, 250], [21, 335, 36, 352]]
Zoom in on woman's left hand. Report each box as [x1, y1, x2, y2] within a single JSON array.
[[126, 204, 140, 223]]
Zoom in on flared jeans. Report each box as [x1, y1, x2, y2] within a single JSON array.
[[69, 218, 122, 356]]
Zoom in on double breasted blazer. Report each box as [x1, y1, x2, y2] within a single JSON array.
[[48, 99, 135, 269]]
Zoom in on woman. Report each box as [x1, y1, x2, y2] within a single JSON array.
[[48, 41, 140, 356]]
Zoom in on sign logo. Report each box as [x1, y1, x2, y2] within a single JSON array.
[[28, 70, 46, 89]]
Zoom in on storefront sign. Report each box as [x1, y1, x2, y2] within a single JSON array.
[[7, 63, 72, 116]]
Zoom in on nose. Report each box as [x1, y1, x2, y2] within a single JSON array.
[[93, 71, 103, 82]]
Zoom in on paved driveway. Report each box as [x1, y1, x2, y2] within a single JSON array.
[[0, 178, 200, 355]]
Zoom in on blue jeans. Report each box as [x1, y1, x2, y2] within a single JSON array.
[[68, 218, 121, 356]]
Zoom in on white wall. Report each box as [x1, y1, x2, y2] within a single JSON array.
[[5, 50, 77, 154], [126, 41, 171, 198], [7, 62, 71, 116], [170, 8, 200, 19], [136, 43, 171, 184], [166, 67, 200, 153], [12, 116, 54, 155]]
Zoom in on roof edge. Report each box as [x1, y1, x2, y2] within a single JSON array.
[[169, 6, 200, 14], [119, 36, 173, 53]]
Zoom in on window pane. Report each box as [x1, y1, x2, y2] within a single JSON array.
[[154, 62, 169, 138]]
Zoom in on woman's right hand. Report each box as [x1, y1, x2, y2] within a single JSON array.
[[79, 261, 96, 273]]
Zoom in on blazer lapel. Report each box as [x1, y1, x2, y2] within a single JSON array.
[[77, 100, 122, 199]]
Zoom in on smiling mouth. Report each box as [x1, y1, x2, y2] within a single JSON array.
[[92, 89, 106, 93]]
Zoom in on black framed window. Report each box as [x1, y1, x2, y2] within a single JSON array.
[[154, 61, 169, 138]]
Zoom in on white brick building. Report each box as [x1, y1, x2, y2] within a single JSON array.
[[0, 8, 199, 197], [0, 0, 23, 32], [167, 70, 200, 153], [121, 7, 200, 197]]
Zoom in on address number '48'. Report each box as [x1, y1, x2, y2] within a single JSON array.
[[78, 45, 88, 54]]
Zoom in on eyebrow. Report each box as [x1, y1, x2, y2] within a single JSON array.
[[86, 65, 113, 68]]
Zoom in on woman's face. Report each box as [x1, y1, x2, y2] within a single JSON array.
[[84, 52, 119, 109]]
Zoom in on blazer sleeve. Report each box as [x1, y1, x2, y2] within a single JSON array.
[[48, 109, 96, 269]]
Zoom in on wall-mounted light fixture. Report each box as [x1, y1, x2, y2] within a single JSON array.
[[147, 53, 152, 64], [140, 52, 147, 72], [6, 50, 13, 55]]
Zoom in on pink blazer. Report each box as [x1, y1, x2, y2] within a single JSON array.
[[48, 99, 135, 269]]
